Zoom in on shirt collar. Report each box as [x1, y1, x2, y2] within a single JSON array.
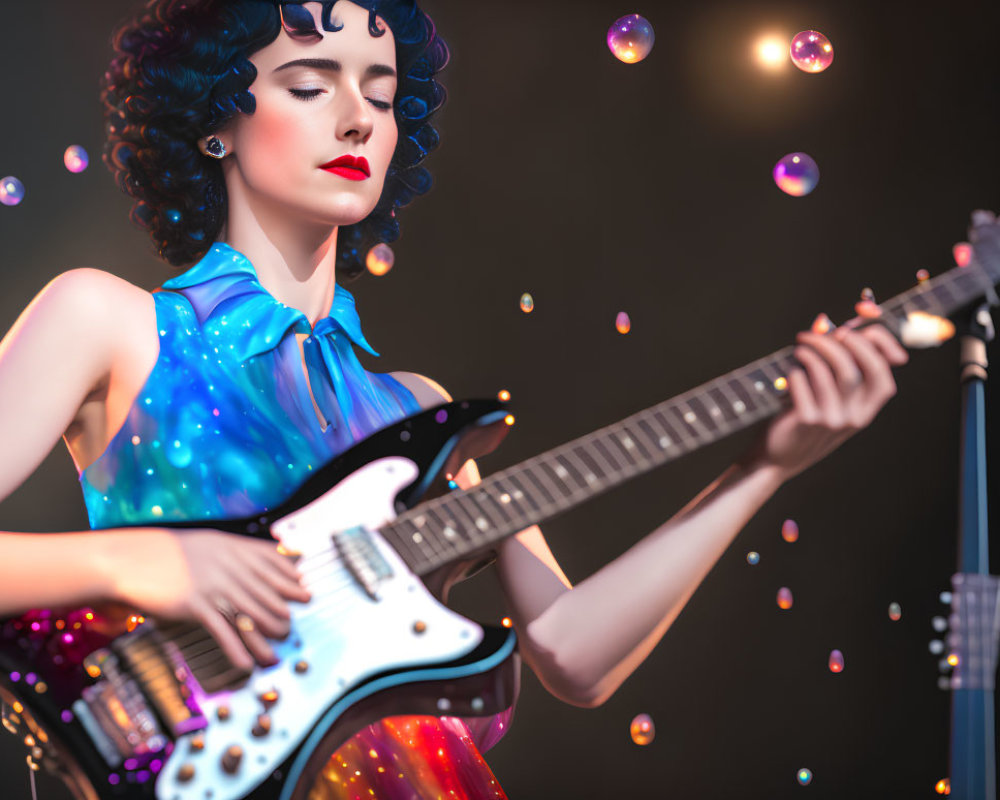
[[162, 242, 379, 362]]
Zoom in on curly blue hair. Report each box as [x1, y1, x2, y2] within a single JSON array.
[[102, 0, 448, 278]]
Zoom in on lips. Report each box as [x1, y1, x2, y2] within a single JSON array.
[[319, 154, 370, 181]]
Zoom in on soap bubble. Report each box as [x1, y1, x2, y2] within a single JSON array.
[[790, 30, 834, 73], [520, 293, 534, 314], [746, 551, 760, 565], [797, 768, 813, 786], [781, 519, 799, 543], [828, 649, 844, 672], [607, 14, 655, 64], [366, 243, 395, 276], [773, 153, 820, 197], [629, 713, 655, 745], [0, 176, 25, 206], [888, 602, 902, 621], [64, 145, 89, 173], [777, 587, 793, 610], [616, 311, 631, 334]]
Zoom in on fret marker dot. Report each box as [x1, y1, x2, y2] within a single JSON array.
[[586, 474, 598, 485], [499, 493, 511, 504], [684, 411, 697, 424], [622, 437, 635, 450], [733, 401, 746, 413], [710, 407, 721, 417], [774, 377, 788, 391], [513, 490, 524, 500], [413, 515, 426, 528], [443, 527, 457, 539], [476, 517, 489, 531], [555, 465, 569, 479], [659, 436, 671, 449], [754, 381, 765, 391], [412, 532, 423, 544]]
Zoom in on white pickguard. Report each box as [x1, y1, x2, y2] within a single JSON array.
[[155, 457, 484, 800]]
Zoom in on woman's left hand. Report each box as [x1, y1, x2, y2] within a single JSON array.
[[749, 320, 909, 482]]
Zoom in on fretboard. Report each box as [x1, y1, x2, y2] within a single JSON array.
[[381, 218, 1000, 576]]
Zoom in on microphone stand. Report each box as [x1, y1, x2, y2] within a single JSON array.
[[948, 301, 998, 799]]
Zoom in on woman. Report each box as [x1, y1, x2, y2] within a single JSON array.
[[0, 1, 907, 797]]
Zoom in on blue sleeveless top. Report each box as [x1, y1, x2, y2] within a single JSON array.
[[80, 242, 422, 528]]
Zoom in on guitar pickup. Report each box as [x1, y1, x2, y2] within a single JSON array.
[[333, 526, 394, 600]]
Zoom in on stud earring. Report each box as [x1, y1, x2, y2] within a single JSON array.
[[200, 136, 227, 159]]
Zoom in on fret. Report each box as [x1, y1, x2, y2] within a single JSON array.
[[445, 496, 492, 544], [399, 511, 447, 563], [650, 407, 689, 450], [635, 416, 674, 457], [669, 404, 706, 442], [552, 450, 590, 491], [725, 377, 755, 416], [591, 436, 625, 476], [388, 518, 433, 571], [576, 439, 616, 483], [489, 476, 531, 523], [520, 461, 561, 508], [504, 473, 542, 515], [426, 504, 470, 551], [707, 385, 741, 425], [687, 396, 720, 435], [566, 443, 604, 487], [537, 458, 578, 502], [929, 280, 957, 310], [603, 426, 639, 470], [953, 269, 985, 299], [618, 422, 655, 462], [473, 485, 511, 527]]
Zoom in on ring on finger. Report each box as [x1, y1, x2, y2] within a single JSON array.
[[215, 597, 238, 624], [235, 613, 256, 634]]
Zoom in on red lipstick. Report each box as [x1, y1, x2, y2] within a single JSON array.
[[319, 155, 370, 181]]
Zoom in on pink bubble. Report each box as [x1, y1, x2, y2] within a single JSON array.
[[790, 30, 834, 73]]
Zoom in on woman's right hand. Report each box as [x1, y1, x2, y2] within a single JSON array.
[[100, 528, 311, 671]]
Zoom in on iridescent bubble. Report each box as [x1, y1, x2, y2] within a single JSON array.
[[366, 243, 395, 277], [746, 551, 760, 565], [828, 649, 844, 672], [629, 713, 655, 746], [0, 176, 25, 206], [616, 311, 631, 334], [520, 293, 534, 314], [797, 768, 813, 786], [790, 30, 834, 73], [888, 602, 902, 621], [781, 519, 799, 543], [773, 153, 820, 197], [607, 15, 655, 64], [777, 587, 793, 610], [64, 145, 89, 173]]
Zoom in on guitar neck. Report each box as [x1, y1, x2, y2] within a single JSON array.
[[382, 220, 1000, 576]]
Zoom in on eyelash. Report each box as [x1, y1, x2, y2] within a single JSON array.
[[288, 88, 393, 111]]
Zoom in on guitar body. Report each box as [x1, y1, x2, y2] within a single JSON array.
[[0, 399, 519, 800]]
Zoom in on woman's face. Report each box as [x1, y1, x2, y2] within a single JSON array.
[[225, 1, 398, 229]]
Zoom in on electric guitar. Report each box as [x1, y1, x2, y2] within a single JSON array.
[[3, 212, 1000, 800]]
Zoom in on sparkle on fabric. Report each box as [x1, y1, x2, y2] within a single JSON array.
[[607, 14, 655, 63], [790, 30, 833, 73], [629, 713, 655, 745]]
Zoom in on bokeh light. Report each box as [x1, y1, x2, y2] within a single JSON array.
[[746, 551, 760, 565], [797, 768, 813, 786], [629, 713, 655, 746], [777, 587, 793, 610], [773, 152, 820, 197], [520, 293, 534, 313], [888, 602, 902, 621], [616, 311, 631, 334], [64, 145, 89, 173], [790, 30, 834, 73], [0, 176, 25, 206], [781, 519, 799, 543], [755, 35, 788, 69], [953, 242, 972, 267], [365, 243, 395, 276], [828, 649, 845, 673], [607, 14, 655, 64], [935, 778, 951, 795]]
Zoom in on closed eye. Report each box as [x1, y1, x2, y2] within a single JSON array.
[[289, 88, 324, 101]]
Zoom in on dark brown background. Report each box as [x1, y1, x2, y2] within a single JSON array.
[[1, 0, 999, 797]]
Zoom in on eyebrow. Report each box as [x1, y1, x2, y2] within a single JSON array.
[[273, 58, 396, 79]]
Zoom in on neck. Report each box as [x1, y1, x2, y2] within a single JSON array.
[[223, 171, 340, 328]]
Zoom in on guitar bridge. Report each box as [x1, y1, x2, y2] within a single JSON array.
[[333, 526, 394, 600]]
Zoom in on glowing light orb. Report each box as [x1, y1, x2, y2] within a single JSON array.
[[629, 713, 655, 746], [929, 640, 944, 655], [365, 243, 395, 276], [916, 269, 930, 283], [777, 587, 793, 610], [607, 15, 655, 64], [0, 176, 25, 206], [755, 36, 788, 69], [781, 519, 799, 543], [746, 551, 760, 565], [64, 145, 89, 173], [773, 152, 819, 197], [520, 293, 534, 313], [947, 653, 959, 667], [797, 768, 813, 786], [790, 30, 834, 73], [888, 602, 902, 621], [935, 778, 951, 795], [932, 616, 947, 632], [616, 311, 631, 334], [953, 242, 972, 267], [498, 389, 511, 402], [501, 617, 512, 628], [828, 649, 845, 672]]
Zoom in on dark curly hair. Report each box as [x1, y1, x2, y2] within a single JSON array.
[[102, 0, 448, 278]]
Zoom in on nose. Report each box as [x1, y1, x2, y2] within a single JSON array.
[[335, 84, 373, 144]]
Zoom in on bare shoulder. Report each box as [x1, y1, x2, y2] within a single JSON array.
[[388, 371, 451, 409], [32, 268, 153, 338]]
